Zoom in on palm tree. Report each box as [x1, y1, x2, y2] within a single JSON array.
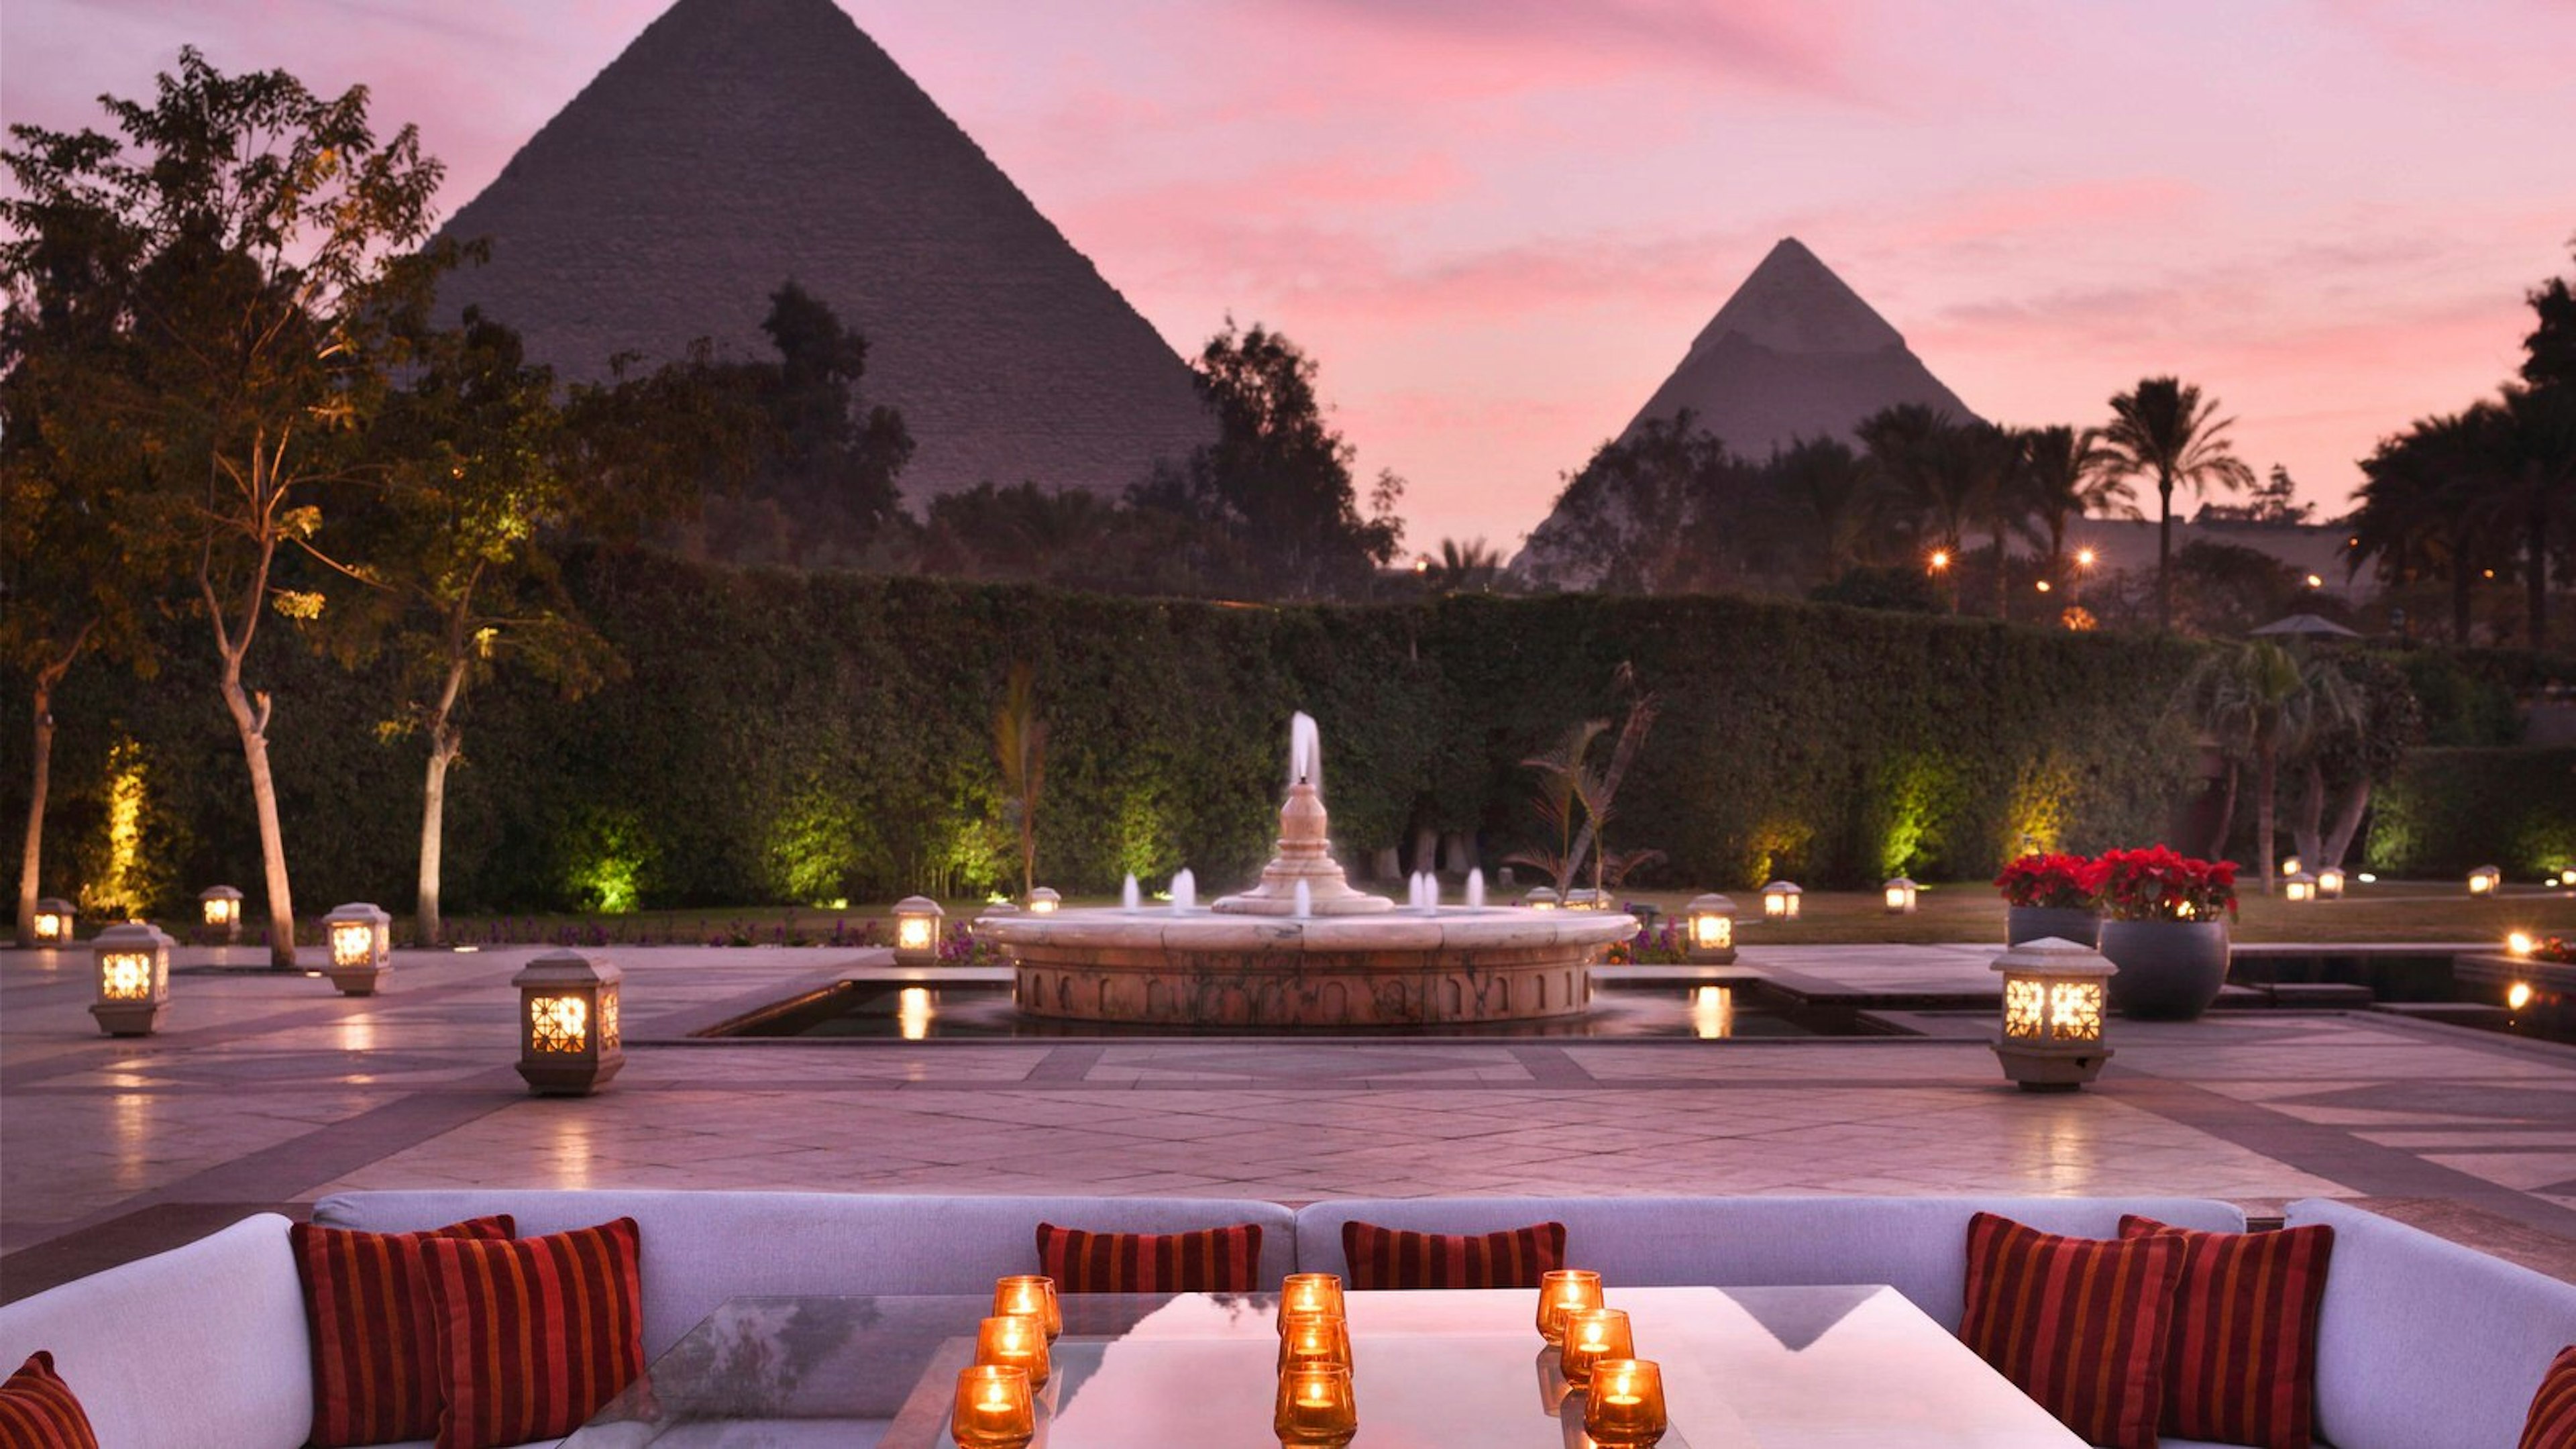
[[2016, 425, 2134, 570], [2102, 377, 2257, 632], [2176, 641, 2310, 892], [2498, 385, 2576, 649], [1769, 436, 1884, 582], [991, 663, 1047, 900], [1423, 537, 1505, 593], [2350, 409, 2509, 643], [1858, 405, 2002, 612]]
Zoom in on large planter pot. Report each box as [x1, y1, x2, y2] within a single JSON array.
[[2005, 906, 2101, 948], [2099, 919, 2231, 1020]]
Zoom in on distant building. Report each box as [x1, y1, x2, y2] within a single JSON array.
[[2065, 518, 2367, 604]]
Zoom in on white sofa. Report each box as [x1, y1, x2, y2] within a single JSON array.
[[3, 1191, 2572, 1449]]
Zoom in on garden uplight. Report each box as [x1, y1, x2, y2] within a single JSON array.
[[892, 896, 944, 964], [512, 948, 623, 1096], [2562, 868, 2575, 888], [1684, 894, 1737, 964], [1883, 877, 1918, 914], [89, 920, 173, 1037], [199, 885, 244, 943], [1761, 881, 1801, 920], [32, 898, 74, 947], [321, 902, 392, 996], [2510, 932, 2536, 958], [1990, 936, 2117, 1091], [2471, 865, 2502, 896], [2317, 866, 2346, 899], [2284, 871, 2318, 904]]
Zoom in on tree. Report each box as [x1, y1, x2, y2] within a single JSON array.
[[1133, 321, 1404, 598], [1769, 435, 1884, 583], [991, 663, 1047, 901], [1419, 537, 1506, 594], [2194, 464, 2312, 524], [3, 50, 446, 965], [358, 310, 620, 945], [2102, 377, 2257, 633], [2494, 385, 2576, 650], [2015, 425, 2131, 572], [2525, 241, 2576, 392], [2174, 641, 2351, 892], [2350, 409, 2509, 644], [1530, 413, 1739, 594], [1858, 406, 2011, 614]]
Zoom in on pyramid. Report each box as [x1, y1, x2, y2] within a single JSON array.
[[1515, 239, 1979, 588], [437, 0, 1211, 502]]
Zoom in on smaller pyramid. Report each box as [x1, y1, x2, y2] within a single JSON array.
[[1515, 239, 1979, 589]]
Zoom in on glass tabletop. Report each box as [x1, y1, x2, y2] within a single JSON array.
[[565, 1285, 2083, 1448]]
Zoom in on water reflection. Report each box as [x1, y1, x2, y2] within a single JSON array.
[[1691, 985, 1735, 1039], [897, 987, 933, 1041]]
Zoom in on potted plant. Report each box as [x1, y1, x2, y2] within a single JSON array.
[[1994, 853, 2102, 947], [2090, 845, 2239, 1020]]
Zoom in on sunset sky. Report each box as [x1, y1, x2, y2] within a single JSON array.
[[8, 0, 2575, 552]]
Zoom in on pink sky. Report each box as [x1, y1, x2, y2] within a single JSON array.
[[7, 0, 2575, 553]]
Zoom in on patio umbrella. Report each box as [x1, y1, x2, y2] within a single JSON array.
[[2251, 613, 2363, 640]]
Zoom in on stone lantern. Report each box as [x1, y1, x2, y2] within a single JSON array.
[[31, 898, 75, 947], [512, 949, 623, 1096], [893, 896, 945, 965], [1564, 888, 1604, 912], [2284, 871, 2318, 904], [2469, 865, 2502, 896], [321, 902, 392, 996], [1523, 888, 1561, 911], [2316, 866, 2346, 900], [1761, 881, 1802, 921], [199, 886, 244, 943], [1027, 887, 1062, 914], [90, 920, 174, 1037], [1882, 877, 1919, 914], [1684, 894, 1737, 965], [1990, 936, 2118, 1091]]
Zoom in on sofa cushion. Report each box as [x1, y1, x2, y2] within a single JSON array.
[[1340, 1219, 1564, 1291], [0, 1213, 311, 1449], [293, 1215, 516, 1447], [1960, 1212, 2188, 1449], [0, 1352, 98, 1449], [420, 1218, 645, 1449], [2520, 1346, 2576, 1449], [2290, 1198, 2576, 1449], [315, 1191, 1297, 1356], [2123, 1215, 2332, 1449], [1034, 1222, 1263, 1293], [1291, 1195, 2243, 1332]]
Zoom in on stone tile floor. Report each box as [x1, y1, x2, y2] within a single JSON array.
[[8, 941, 2576, 1299]]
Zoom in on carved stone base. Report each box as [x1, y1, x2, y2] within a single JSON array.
[[1010, 938, 1609, 1026]]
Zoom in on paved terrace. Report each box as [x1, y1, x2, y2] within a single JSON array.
[[9, 941, 2576, 1299]]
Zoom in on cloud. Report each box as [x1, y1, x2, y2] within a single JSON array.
[[1260, 0, 1866, 99]]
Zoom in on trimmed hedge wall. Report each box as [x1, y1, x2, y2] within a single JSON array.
[[9, 553, 2214, 914], [2365, 747, 2576, 879]]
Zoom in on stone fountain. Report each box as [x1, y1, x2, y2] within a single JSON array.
[[977, 714, 1637, 1027]]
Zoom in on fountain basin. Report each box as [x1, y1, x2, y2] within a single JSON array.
[[979, 907, 1638, 1027]]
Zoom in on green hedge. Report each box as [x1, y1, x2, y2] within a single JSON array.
[[8, 554, 2212, 915], [2366, 747, 2576, 878]]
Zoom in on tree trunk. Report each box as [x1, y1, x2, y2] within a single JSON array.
[[2253, 735, 2277, 893], [2530, 498, 2551, 652], [2157, 474, 2176, 633], [415, 651, 470, 947], [17, 675, 59, 947], [2205, 759, 2239, 861], [2324, 779, 2371, 869], [2294, 758, 2327, 873], [219, 661, 297, 968]]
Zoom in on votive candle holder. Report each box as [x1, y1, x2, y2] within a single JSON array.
[[950, 1364, 1035, 1449], [1582, 1358, 1668, 1447], [991, 1275, 1063, 1341], [1274, 1362, 1358, 1448], [1279, 1273, 1347, 1328], [973, 1313, 1051, 1388], [1278, 1311, 1355, 1374], [1559, 1307, 1635, 1386], [1536, 1269, 1605, 1345]]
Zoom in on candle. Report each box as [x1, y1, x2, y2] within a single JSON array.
[[1279, 1273, 1347, 1328], [1278, 1311, 1354, 1374], [1559, 1308, 1634, 1386], [1535, 1269, 1605, 1345], [973, 1313, 1051, 1388], [950, 1365, 1035, 1449], [1582, 1358, 1668, 1448], [991, 1275, 1063, 1341], [1273, 1362, 1358, 1448]]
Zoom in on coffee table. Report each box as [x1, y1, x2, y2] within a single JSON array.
[[561, 1285, 2084, 1446]]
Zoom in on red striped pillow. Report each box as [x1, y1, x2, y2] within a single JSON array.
[[290, 1214, 516, 1447], [2516, 1345, 2576, 1449], [0, 1353, 97, 1449], [419, 1217, 646, 1449], [1341, 1220, 1566, 1290], [1034, 1222, 1264, 1293], [2123, 1215, 2334, 1449], [1960, 1212, 2188, 1449]]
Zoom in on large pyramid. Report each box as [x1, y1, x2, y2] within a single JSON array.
[[1515, 238, 1978, 588], [437, 0, 1211, 502]]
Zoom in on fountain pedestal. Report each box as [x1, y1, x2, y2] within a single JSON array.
[[1210, 781, 1391, 917]]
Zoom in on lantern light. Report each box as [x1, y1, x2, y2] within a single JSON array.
[[2509, 932, 2536, 958], [512, 948, 623, 1096], [1683, 894, 1737, 964], [1761, 881, 1802, 921], [2280, 855, 2303, 877], [198, 885, 245, 943], [89, 920, 174, 1037], [1026, 887, 1061, 914], [320, 902, 392, 996], [1524, 888, 1561, 912], [2470, 865, 2503, 897], [2284, 871, 2318, 904], [30, 898, 75, 947], [1989, 936, 2118, 1091], [891, 896, 945, 964], [2509, 981, 2537, 1013], [1882, 877, 1919, 914], [2560, 869, 2575, 888], [1564, 888, 1603, 912], [2316, 866, 2346, 900]]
